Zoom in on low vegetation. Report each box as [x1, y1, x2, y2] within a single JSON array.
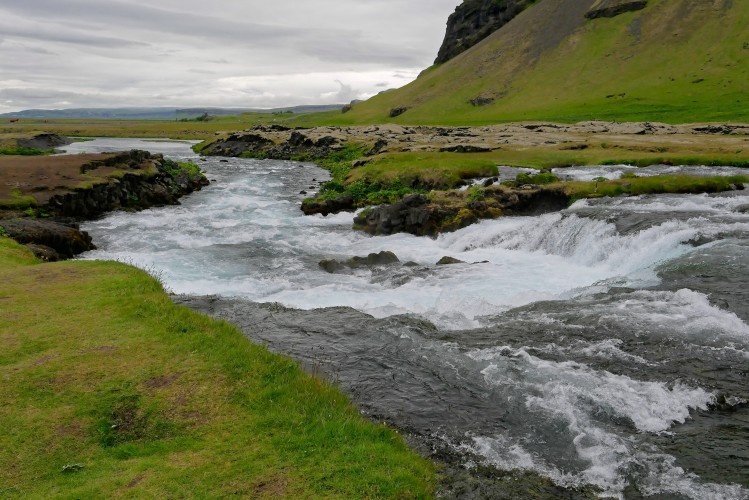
[[0, 147, 54, 156], [0, 237, 436, 497]]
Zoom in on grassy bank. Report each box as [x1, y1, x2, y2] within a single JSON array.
[[0, 238, 436, 497], [302, 139, 748, 210]]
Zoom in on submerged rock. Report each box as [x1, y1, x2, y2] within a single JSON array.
[[436, 256, 465, 266], [319, 251, 401, 274]]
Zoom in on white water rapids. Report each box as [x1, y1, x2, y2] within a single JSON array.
[[64, 139, 749, 499]]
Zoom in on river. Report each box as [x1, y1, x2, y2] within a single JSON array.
[[62, 138, 749, 499]]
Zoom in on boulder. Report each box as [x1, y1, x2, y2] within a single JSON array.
[[389, 107, 409, 118], [0, 219, 95, 258], [318, 251, 400, 274], [436, 256, 465, 266]]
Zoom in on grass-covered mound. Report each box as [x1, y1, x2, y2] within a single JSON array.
[[0, 238, 435, 497], [307, 0, 749, 125]]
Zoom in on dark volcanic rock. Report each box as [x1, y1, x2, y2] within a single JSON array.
[[201, 133, 273, 157], [46, 151, 209, 219], [389, 107, 409, 118], [354, 188, 572, 237], [435, 0, 535, 64], [470, 95, 496, 107], [23, 244, 61, 262], [301, 194, 355, 216], [585, 0, 647, 19], [440, 144, 492, 153], [16, 133, 73, 151], [353, 194, 442, 237], [202, 127, 341, 161], [0, 219, 95, 259], [436, 256, 465, 266]]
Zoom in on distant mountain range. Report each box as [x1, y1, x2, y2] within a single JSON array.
[[1, 105, 344, 120]]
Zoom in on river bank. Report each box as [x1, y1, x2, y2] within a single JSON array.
[[0, 148, 209, 261], [0, 238, 436, 497], [198, 122, 749, 235]]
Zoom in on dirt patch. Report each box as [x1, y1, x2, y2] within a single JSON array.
[[56, 421, 87, 439], [252, 474, 289, 498], [143, 372, 182, 390], [33, 354, 59, 366], [125, 474, 148, 489], [0, 154, 116, 203]]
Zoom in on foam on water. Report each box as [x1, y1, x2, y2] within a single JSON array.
[[460, 347, 747, 498], [554, 164, 749, 181]]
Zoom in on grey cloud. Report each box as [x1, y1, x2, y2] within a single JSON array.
[[0, 23, 149, 48], [0, 0, 461, 112]]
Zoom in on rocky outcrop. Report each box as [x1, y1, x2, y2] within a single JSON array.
[[0, 219, 95, 261], [301, 194, 355, 216], [45, 151, 209, 219], [585, 0, 647, 19], [435, 0, 535, 64], [15, 133, 73, 151], [199, 126, 343, 160], [353, 188, 571, 237]]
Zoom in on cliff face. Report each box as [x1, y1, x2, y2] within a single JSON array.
[[435, 0, 536, 64]]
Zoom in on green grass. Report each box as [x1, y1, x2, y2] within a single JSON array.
[[349, 153, 499, 189], [0, 188, 38, 210], [0, 238, 436, 498], [162, 161, 204, 181], [0, 147, 54, 156]]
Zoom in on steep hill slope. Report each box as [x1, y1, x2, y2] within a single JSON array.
[[338, 0, 748, 124]]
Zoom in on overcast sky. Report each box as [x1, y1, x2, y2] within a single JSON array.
[[0, 0, 461, 112]]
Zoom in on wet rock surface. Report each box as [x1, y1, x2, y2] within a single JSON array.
[[319, 251, 400, 274], [354, 188, 571, 237]]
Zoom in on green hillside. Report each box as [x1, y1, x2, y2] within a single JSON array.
[[316, 0, 749, 125]]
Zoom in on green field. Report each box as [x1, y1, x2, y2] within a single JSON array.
[[1, 113, 308, 141], [0, 238, 435, 498]]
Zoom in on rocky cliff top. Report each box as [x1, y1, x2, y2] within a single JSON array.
[[435, 0, 535, 64]]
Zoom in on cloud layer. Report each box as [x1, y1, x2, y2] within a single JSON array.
[[0, 0, 460, 112]]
